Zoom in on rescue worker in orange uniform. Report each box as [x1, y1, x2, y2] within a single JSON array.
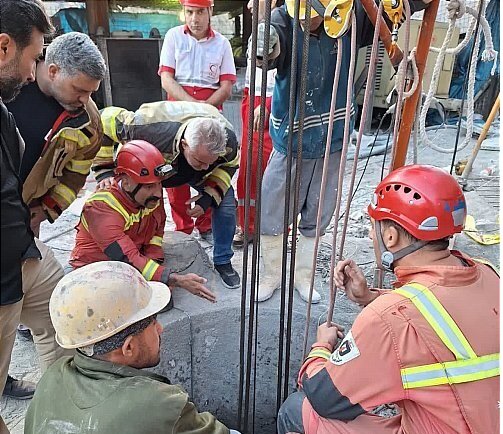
[[277, 165, 499, 434], [70, 140, 216, 302]]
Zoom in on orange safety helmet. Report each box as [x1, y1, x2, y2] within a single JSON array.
[[179, 0, 213, 7], [368, 165, 466, 269], [115, 140, 171, 184]]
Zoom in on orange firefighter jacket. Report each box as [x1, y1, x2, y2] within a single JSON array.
[[298, 251, 499, 434], [23, 100, 102, 222], [70, 183, 169, 283]]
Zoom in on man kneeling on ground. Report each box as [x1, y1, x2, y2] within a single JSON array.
[[24, 261, 240, 433], [69, 140, 216, 302], [94, 101, 240, 289], [277, 165, 499, 434]]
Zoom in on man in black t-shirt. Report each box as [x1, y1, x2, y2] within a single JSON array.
[[7, 31, 106, 237]]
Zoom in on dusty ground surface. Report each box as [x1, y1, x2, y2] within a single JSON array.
[[1, 118, 500, 432]]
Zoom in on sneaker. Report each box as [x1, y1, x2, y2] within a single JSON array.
[[16, 324, 33, 341], [233, 227, 253, 248], [2, 375, 36, 400], [199, 230, 214, 245], [215, 263, 241, 289]]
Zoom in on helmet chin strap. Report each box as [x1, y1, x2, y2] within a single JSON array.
[[375, 220, 428, 271], [125, 183, 145, 207]]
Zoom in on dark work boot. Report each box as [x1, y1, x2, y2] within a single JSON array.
[[2, 375, 36, 400]]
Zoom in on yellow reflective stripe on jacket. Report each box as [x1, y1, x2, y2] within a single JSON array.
[[66, 158, 93, 175], [101, 106, 128, 142], [225, 152, 240, 167], [88, 192, 130, 223], [401, 353, 499, 389], [57, 128, 91, 148], [396, 282, 499, 389], [473, 258, 500, 276], [307, 348, 332, 360], [87, 191, 158, 231], [210, 167, 232, 188], [395, 283, 477, 360], [52, 183, 77, 206], [149, 235, 163, 247], [95, 144, 114, 160], [81, 214, 89, 231], [142, 259, 159, 281]]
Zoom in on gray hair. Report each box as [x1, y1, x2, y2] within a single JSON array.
[[185, 118, 227, 156], [45, 32, 106, 81]]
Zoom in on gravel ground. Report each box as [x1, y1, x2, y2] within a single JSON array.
[[2, 125, 499, 433]]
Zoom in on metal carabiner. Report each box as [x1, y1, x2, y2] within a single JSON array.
[[382, 0, 402, 53]]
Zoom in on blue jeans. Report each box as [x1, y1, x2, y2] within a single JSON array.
[[210, 186, 236, 265], [277, 391, 305, 434]]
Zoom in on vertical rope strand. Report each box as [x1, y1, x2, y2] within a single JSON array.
[[327, 3, 383, 324]]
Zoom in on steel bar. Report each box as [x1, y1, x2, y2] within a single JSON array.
[[239, 0, 260, 428], [276, 0, 304, 414], [282, 0, 313, 403]]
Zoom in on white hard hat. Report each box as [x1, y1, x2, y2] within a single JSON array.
[[50, 261, 171, 349]]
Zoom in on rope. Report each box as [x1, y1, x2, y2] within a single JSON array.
[[420, 0, 497, 154], [302, 35, 344, 359], [327, 3, 384, 328], [412, 85, 421, 164], [450, 0, 486, 174], [386, 47, 419, 103], [275, 0, 304, 412], [429, 6, 496, 61], [390, 0, 411, 151]]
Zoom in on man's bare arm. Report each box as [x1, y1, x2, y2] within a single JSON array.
[[205, 80, 233, 108]]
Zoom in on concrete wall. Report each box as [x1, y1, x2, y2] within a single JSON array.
[[151, 231, 360, 433]]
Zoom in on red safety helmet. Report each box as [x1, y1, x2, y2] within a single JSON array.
[[115, 140, 171, 184], [179, 0, 213, 7], [368, 165, 467, 241]]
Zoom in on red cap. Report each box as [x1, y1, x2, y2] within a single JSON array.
[[179, 0, 213, 7], [368, 165, 466, 241], [115, 140, 170, 184]]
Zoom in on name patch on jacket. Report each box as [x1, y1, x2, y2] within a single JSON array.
[[330, 330, 360, 365]]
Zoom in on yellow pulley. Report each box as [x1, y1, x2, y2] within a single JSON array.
[[382, 0, 403, 53], [324, 0, 353, 39]]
